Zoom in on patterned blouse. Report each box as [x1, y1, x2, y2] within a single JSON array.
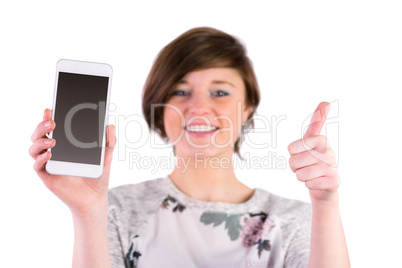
[[108, 176, 312, 268]]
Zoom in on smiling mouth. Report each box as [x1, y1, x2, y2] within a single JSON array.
[[184, 125, 218, 133]]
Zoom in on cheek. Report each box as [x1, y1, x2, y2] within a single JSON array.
[[225, 103, 244, 129], [216, 108, 243, 139], [163, 107, 184, 139]]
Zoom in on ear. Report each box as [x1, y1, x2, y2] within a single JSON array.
[[241, 104, 252, 124]]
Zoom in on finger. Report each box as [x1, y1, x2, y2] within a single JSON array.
[[43, 108, 52, 121], [29, 138, 56, 159], [295, 163, 328, 182], [31, 120, 56, 143], [288, 135, 329, 156], [289, 150, 319, 172], [33, 151, 52, 177], [305, 175, 340, 191], [303, 102, 330, 138]]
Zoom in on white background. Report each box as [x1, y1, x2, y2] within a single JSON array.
[[1, 0, 401, 267]]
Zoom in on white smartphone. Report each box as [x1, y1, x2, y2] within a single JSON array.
[[46, 59, 113, 178]]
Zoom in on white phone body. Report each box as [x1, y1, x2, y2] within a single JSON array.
[[46, 59, 113, 178]]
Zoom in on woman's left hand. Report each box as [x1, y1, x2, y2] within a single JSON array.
[[287, 102, 341, 204]]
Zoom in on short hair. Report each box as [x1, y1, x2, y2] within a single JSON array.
[[142, 26, 260, 156]]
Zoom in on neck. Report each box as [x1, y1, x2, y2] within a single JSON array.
[[169, 152, 254, 203]]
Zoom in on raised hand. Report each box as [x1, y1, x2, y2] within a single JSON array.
[[287, 102, 340, 203], [29, 108, 116, 215]]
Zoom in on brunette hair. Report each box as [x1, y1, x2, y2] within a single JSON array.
[[142, 27, 260, 156]]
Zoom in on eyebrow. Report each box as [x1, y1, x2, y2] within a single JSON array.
[[177, 80, 235, 87]]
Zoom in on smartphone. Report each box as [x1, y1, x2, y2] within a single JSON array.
[[46, 59, 113, 178]]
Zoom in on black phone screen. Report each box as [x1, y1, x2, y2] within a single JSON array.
[[51, 72, 109, 165]]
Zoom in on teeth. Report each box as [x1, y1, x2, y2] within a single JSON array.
[[186, 125, 217, 133]]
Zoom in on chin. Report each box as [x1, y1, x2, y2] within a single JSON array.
[[175, 144, 234, 160]]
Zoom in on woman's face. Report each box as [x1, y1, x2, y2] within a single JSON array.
[[163, 67, 250, 159]]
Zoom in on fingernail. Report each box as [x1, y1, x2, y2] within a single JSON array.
[[41, 151, 48, 158], [44, 139, 53, 145], [44, 121, 51, 128]]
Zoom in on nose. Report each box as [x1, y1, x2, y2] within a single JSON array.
[[187, 90, 211, 116]]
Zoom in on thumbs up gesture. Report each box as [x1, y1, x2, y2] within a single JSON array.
[[288, 102, 340, 203]]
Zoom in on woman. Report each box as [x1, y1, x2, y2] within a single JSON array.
[[29, 27, 350, 267]]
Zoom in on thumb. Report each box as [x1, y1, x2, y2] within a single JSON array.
[[303, 102, 330, 138], [104, 125, 116, 169]]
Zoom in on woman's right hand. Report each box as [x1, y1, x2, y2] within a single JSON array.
[[29, 108, 116, 216]]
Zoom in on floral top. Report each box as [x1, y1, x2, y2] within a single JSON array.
[[108, 176, 312, 268]]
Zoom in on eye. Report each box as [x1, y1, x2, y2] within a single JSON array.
[[172, 89, 190, 96], [210, 89, 230, 97]]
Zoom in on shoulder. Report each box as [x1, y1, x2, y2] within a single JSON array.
[[108, 177, 167, 209], [257, 188, 312, 225]]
